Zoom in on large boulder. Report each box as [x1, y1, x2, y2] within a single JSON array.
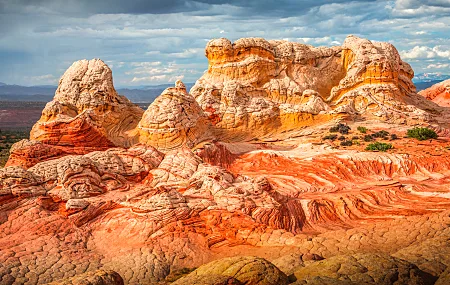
[[44, 270, 123, 285], [174, 256, 289, 285], [190, 35, 433, 142], [293, 253, 436, 285]]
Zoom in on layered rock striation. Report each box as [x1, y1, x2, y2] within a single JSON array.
[[138, 80, 211, 151], [191, 35, 438, 142], [2, 36, 450, 285], [6, 59, 144, 168]]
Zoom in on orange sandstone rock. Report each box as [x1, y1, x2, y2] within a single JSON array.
[[138, 81, 211, 151], [419, 79, 450, 107], [30, 59, 143, 149], [2, 36, 450, 285], [191, 36, 442, 142]]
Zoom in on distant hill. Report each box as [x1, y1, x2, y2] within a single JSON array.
[[412, 73, 450, 92], [414, 80, 446, 92], [413, 73, 450, 83], [0, 83, 195, 103]]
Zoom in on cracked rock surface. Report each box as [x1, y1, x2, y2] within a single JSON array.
[[2, 35, 450, 285]]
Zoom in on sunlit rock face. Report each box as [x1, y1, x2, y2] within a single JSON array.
[[30, 59, 143, 149], [419, 79, 450, 107], [138, 80, 212, 151], [2, 36, 450, 285], [191, 35, 437, 141]]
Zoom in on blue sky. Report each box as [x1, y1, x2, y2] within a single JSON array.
[[0, 0, 449, 87]]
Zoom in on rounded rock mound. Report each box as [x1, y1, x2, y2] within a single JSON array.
[[293, 253, 436, 285], [30, 59, 143, 149], [174, 256, 289, 285], [138, 80, 211, 151]]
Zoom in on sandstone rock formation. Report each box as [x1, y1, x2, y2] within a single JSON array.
[[45, 270, 124, 285], [174, 256, 289, 285], [138, 80, 211, 151], [190, 35, 440, 142], [2, 36, 450, 285], [292, 253, 435, 285], [419, 79, 450, 107]]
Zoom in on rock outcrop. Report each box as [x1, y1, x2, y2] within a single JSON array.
[[138, 80, 211, 151], [292, 253, 435, 285], [191, 35, 437, 142], [174, 256, 289, 285], [2, 36, 450, 285], [44, 270, 124, 285], [25, 59, 142, 156], [419, 79, 450, 107]]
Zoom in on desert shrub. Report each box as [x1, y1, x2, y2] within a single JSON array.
[[366, 142, 393, 152], [330, 123, 351, 134], [390, 134, 398, 140], [323, 134, 338, 141], [352, 136, 360, 140], [338, 136, 346, 141], [340, 140, 353, 146], [407, 127, 438, 141], [372, 130, 389, 139], [357, 126, 368, 133], [364, 134, 374, 142]]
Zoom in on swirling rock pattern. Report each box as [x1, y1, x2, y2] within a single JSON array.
[[30, 59, 143, 149], [191, 35, 444, 141], [2, 35, 450, 285]]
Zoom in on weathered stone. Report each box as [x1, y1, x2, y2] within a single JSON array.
[[176, 256, 289, 285], [44, 270, 124, 285], [293, 253, 436, 285]]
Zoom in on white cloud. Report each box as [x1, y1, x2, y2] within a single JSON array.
[[426, 63, 450, 69], [24, 74, 58, 85], [168, 48, 203, 59], [400, 46, 450, 60], [131, 75, 167, 82]]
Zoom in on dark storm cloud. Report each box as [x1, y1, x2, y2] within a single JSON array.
[[0, 0, 203, 15], [0, 0, 448, 86], [0, 0, 380, 16]]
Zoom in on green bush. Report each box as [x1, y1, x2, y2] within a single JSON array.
[[372, 130, 389, 139], [365, 142, 393, 152], [340, 140, 353, 146], [330, 123, 351, 134], [323, 134, 338, 141], [407, 127, 438, 141], [357, 126, 368, 133], [364, 134, 374, 142]]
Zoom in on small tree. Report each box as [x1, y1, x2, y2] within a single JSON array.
[[407, 127, 437, 141]]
